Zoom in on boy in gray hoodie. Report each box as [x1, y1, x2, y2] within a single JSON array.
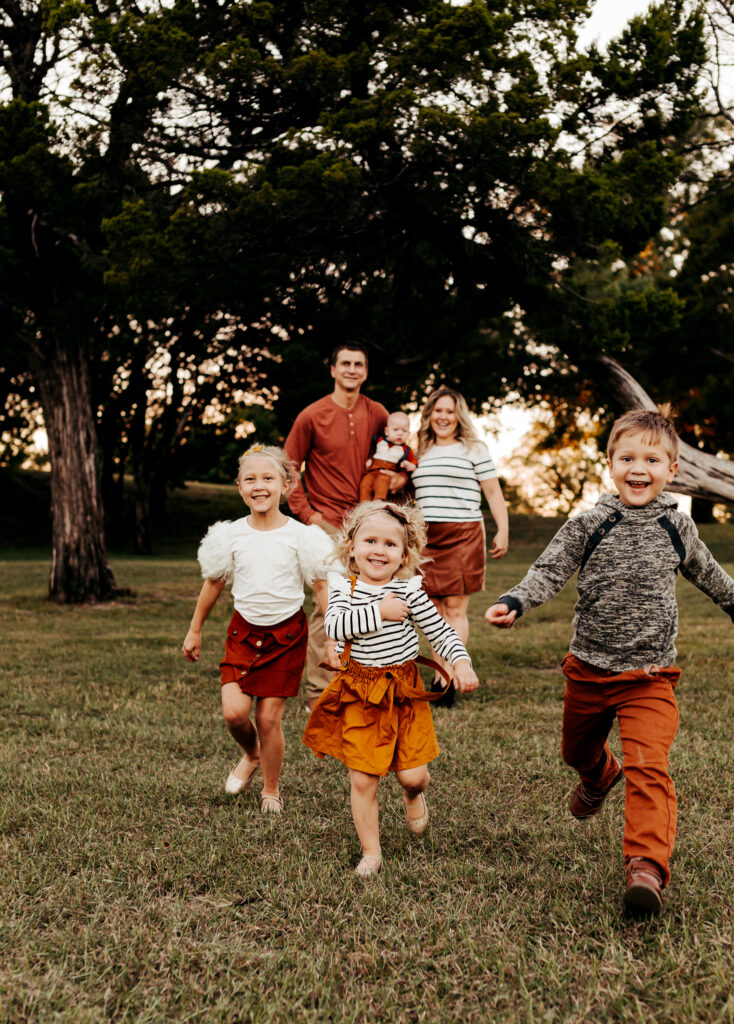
[[486, 407, 734, 915]]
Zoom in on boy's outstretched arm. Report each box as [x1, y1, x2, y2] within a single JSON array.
[[485, 603, 517, 628], [483, 516, 589, 628], [182, 577, 226, 661]]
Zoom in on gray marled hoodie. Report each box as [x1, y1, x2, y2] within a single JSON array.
[[500, 492, 734, 672]]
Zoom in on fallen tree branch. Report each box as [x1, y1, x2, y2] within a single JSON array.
[[599, 356, 734, 505]]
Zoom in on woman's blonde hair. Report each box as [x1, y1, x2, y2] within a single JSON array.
[[236, 444, 298, 497], [331, 501, 428, 579], [416, 386, 480, 458]]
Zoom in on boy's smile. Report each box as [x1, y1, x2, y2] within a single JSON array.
[[607, 431, 678, 507]]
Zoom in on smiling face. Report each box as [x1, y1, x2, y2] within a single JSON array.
[[238, 454, 287, 514], [350, 512, 407, 586], [607, 430, 678, 507], [330, 348, 368, 394], [429, 396, 458, 444], [384, 412, 410, 445]]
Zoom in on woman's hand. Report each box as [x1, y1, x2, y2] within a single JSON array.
[[182, 629, 201, 661], [489, 529, 509, 559], [379, 595, 410, 621], [452, 659, 479, 693], [484, 603, 517, 628]]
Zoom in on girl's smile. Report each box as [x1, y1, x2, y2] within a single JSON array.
[[238, 454, 287, 521], [350, 512, 407, 585]]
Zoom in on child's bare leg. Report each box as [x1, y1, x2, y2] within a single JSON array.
[[349, 768, 381, 858], [221, 683, 259, 780], [254, 696, 287, 797], [396, 766, 430, 832]]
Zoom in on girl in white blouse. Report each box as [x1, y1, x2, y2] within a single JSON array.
[[182, 445, 332, 813], [302, 501, 479, 876]]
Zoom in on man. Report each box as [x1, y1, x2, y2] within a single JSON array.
[[285, 343, 406, 708]]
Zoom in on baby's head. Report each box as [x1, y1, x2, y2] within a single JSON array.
[[384, 411, 410, 445], [236, 444, 297, 501], [606, 406, 679, 507], [332, 501, 427, 580]]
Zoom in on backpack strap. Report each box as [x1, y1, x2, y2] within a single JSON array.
[[657, 515, 686, 569], [579, 509, 624, 574]]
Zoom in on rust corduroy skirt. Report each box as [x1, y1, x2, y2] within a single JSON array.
[[220, 608, 308, 698]]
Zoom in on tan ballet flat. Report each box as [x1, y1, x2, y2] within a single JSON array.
[[224, 757, 260, 795], [355, 853, 382, 877]]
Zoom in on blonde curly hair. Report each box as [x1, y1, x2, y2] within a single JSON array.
[[416, 387, 480, 458], [330, 501, 428, 580], [236, 444, 298, 497]]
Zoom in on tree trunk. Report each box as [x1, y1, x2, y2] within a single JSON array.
[[30, 339, 118, 602], [599, 356, 734, 505]]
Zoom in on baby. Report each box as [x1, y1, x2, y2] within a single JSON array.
[[359, 412, 417, 502]]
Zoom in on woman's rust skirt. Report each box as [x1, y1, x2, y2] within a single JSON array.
[[420, 519, 486, 597]]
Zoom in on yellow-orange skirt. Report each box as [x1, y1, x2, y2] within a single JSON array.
[[302, 659, 440, 776]]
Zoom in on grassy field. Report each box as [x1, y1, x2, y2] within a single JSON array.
[[1, 488, 733, 1022]]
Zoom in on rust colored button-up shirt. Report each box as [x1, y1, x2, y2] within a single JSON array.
[[285, 394, 388, 529]]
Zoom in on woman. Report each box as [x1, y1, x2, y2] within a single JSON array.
[[413, 387, 509, 704]]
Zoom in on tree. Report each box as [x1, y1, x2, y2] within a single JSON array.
[[0, 0, 712, 594], [0, 1, 199, 595]]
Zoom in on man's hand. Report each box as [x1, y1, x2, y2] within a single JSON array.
[[484, 603, 517, 628], [380, 470, 408, 493], [308, 511, 341, 538], [379, 595, 410, 621]]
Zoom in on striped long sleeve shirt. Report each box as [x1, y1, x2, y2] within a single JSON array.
[[325, 572, 471, 667]]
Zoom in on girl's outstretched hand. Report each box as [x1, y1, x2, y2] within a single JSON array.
[[379, 595, 410, 621], [484, 603, 517, 628], [182, 630, 201, 661], [453, 658, 479, 693]]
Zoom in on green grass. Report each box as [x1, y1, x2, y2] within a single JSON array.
[[1, 517, 733, 1022]]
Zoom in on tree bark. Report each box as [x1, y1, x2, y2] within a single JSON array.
[[599, 356, 734, 505], [30, 337, 118, 602]]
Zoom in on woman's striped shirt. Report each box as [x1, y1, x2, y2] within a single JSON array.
[[412, 441, 497, 523], [324, 572, 470, 667]]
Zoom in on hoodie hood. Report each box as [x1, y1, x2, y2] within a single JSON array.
[[597, 490, 679, 520]]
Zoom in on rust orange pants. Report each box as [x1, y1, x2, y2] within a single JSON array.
[[561, 653, 680, 885], [359, 459, 397, 502]]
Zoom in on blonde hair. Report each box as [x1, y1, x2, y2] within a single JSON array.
[[606, 405, 679, 463], [236, 444, 298, 496], [417, 387, 480, 458], [331, 501, 428, 579]]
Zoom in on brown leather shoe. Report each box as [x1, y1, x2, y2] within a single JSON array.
[[569, 757, 623, 819], [624, 857, 664, 916]]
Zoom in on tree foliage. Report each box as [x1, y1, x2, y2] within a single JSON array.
[[0, 0, 715, 594]]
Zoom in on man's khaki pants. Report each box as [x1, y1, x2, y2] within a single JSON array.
[[305, 604, 336, 704]]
